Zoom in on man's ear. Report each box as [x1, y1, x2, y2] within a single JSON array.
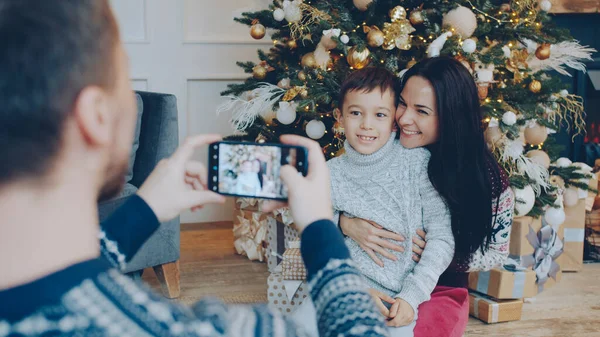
[[73, 86, 112, 146]]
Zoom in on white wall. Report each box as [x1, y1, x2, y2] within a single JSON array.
[[110, 0, 271, 223]]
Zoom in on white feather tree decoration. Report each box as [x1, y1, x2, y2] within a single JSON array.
[[528, 41, 596, 76], [516, 156, 550, 195], [217, 83, 285, 132]]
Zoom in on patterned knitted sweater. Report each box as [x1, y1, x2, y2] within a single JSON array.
[[0, 196, 389, 337], [327, 134, 454, 314]]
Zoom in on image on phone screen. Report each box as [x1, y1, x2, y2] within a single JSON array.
[[212, 142, 300, 200]]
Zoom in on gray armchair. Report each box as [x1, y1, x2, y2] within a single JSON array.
[[98, 91, 181, 298]]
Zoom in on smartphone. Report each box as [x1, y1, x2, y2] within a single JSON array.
[[208, 141, 308, 201]]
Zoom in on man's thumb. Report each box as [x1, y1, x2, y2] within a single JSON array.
[[186, 190, 226, 209], [280, 165, 302, 189]]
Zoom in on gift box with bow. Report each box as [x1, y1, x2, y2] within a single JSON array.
[[525, 223, 564, 292], [281, 241, 306, 280], [234, 197, 263, 212], [233, 210, 269, 262], [267, 265, 309, 314], [509, 216, 542, 264], [468, 266, 537, 299], [469, 291, 523, 324]]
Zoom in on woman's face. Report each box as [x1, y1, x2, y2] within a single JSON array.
[[395, 76, 440, 149]]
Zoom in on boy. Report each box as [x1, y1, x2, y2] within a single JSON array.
[[235, 160, 262, 196], [326, 67, 454, 336]]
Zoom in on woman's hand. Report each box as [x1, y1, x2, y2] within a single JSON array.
[[339, 214, 405, 267], [412, 229, 427, 262], [368, 289, 395, 317], [386, 298, 415, 327]]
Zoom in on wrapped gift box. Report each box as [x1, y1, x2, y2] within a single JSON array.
[[508, 216, 543, 267], [281, 241, 306, 280], [234, 197, 262, 212], [469, 291, 523, 324], [267, 266, 309, 314], [468, 267, 537, 299], [558, 200, 586, 271], [266, 212, 299, 272], [233, 209, 268, 262], [532, 223, 563, 293]]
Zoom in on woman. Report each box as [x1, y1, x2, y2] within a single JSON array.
[[340, 56, 514, 336]]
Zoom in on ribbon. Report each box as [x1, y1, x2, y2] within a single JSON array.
[[472, 294, 499, 323], [274, 207, 295, 226], [322, 28, 341, 37], [233, 212, 268, 261], [524, 225, 563, 291], [564, 228, 585, 243], [236, 197, 261, 210]]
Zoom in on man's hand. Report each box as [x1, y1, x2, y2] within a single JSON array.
[[261, 135, 332, 232], [137, 135, 226, 222], [386, 298, 414, 327], [368, 288, 395, 317]]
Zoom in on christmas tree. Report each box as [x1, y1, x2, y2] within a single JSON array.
[[218, 0, 596, 219]]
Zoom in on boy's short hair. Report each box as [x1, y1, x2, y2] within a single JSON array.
[[338, 67, 400, 109]]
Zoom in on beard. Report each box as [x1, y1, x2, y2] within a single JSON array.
[[97, 155, 129, 203]]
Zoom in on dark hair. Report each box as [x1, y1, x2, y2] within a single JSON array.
[[400, 56, 503, 257], [338, 67, 400, 109], [0, 0, 119, 185]]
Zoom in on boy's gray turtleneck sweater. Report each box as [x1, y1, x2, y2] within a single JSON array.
[[327, 133, 454, 313]]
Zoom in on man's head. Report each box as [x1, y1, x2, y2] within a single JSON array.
[[336, 67, 399, 155], [0, 0, 136, 201]]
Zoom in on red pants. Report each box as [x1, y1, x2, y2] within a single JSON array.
[[413, 286, 469, 337]]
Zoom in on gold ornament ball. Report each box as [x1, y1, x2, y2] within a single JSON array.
[[529, 80, 542, 93], [407, 59, 417, 69], [300, 89, 309, 99], [301, 53, 317, 68], [477, 83, 490, 100], [367, 28, 385, 47], [535, 43, 551, 60], [353, 0, 373, 11], [526, 150, 551, 169], [524, 124, 548, 145], [250, 23, 266, 40], [500, 3, 511, 11], [484, 126, 503, 147], [409, 10, 425, 25], [389, 6, 408, 21], [252, 65, 267, 79], [287, 39, 298, 49], [298, 71, 307, 81], [346, 46, 371, 69]]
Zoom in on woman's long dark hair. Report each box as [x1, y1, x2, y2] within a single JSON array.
[[400, 56, 503, 256]]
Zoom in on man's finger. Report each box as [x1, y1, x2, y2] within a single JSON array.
[[171, 134, 222, 164], [260, 200, 288, 213], [279, 165, 303, 192], [185, 190, 225, 209], [412, 254, 421, 263], [363, 246, 384, 267], [280, 135, 326, 177], [413, 244, 424, 256], [367, 242, 397, 261], [186, 161, 208, 186]]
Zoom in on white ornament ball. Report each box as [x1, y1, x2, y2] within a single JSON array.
[[560, 89, 569, 97], [526, 150, 551, 169], [306, 120, 326, 139], [277, 104, 297, 125], [284, 4, 302, 23], [502, 111, 517, 126], [442, 5, 477, 38], [273, 8, 285, 21], [545, 206, 566, 227], [555, 157, 572, 168], [540, 0, 552, 12], [513, 185, 536, 216], [462, 39, 477, 53], [563, 187, 580, 207], [502, 45, 511, 58], [340, 34, 349, 44]]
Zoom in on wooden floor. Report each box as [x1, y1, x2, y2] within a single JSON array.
[[143, 222, 600, 337]]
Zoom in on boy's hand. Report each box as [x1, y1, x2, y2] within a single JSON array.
[[368, 289, 395, 317], [386, 298, 414, 327]]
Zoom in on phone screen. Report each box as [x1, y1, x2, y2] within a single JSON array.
[[209, 142, 305, 200]]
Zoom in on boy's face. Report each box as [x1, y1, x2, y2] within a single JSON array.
[[337, 88, 397, 155], [241, 161, 253, 173]]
